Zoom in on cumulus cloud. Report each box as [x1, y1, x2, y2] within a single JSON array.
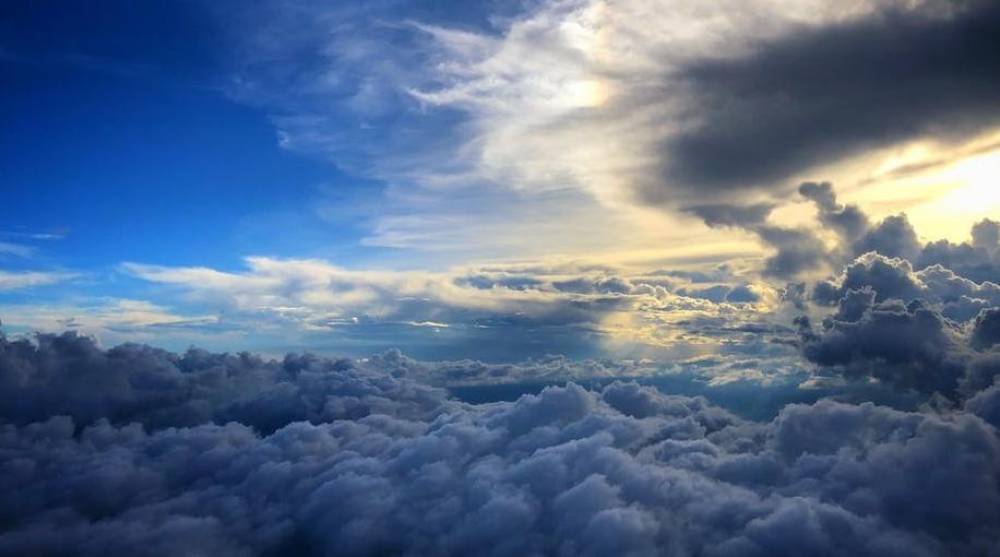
[[2, 331, 999, 556], [798, 292, 967, 394], [0, 331, 447, 432], [919, 218, 1000, 284], [795, 250, 1000, 395], [971, 308, 1000, 351], [775, 185, 1000, 399]]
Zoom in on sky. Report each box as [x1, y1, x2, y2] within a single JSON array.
[[4, 0, 1000, 363], [3, 1, 1000, 554]]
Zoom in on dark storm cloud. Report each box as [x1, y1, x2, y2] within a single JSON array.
[[796, 251, 1000, 395], [661, 0, 1000, 194], [788, 196, 1000, 396], [755, 225, 828, 279], [971, 307, 1000, 350], [684, 203, 773, 228], [687, 201, 830, 279], [918, 218, 1000, 283], [854, 215, 922, 262], [2, 334, 1000, 556], [798, 293, 967, 394], [799, 182, 869, 244]]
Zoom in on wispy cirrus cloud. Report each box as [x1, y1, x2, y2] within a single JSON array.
[[0, 270, 75, 291], [0, 241, 35, 259]]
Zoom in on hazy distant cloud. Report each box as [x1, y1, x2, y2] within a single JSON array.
[[119, 257, 784, 360], [0, 299, 220, 345]]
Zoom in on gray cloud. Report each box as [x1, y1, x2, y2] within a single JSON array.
[[854, 215, 922, 262], [971, 308, 1000, 351], [0, 332, 448, 433], [2, 334, 999, 556], [799, 181, 869, 245], [687, 202, 829, 279], [918, 219, 1000, 284], [798, 293, 968, 394], [661, 1, 1000, 194]]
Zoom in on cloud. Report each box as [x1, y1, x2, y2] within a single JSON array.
[[662, 0, 1000, 195], [799, 181, 869, 245], [971, 308, 1000, 350], [798, 292, 968, 394], [795, 251, 1000, 396], [786, 197, 1000, 397], [115, 257, 791, 361], [0, 270, 74, 291], [2, 333, 999, 555], [216, 0, 1000, 266], [402, 0, 1000, 213], [687, 202, 830, 279], [965, 379, 1000, 428], [795, 182, 1000, 293], [0, 242, 34, 259], [854, 215, 922, 262], [918, 218, 1000, 284], [0, 331, 448, 432]]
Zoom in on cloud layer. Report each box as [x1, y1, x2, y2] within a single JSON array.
[[2, 331, 999, 556]]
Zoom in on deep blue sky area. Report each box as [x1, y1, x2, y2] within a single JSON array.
[[0, 1, 356, 269]]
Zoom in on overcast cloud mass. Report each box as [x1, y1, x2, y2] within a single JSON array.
[[3, 0, 1000, 555]]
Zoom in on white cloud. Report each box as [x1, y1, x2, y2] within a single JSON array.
[[0, 241, 34, 258], [114, 255, 791, 363], [0, 270, 74, 291]]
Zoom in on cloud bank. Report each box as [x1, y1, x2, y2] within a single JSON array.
[[2, 330, 999, 556]]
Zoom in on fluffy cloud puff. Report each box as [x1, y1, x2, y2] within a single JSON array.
[[798, 254, 1000, 395], [798, 292, 968, 394], [2, 334, 1000, 556], [0, 332, 448, 433]]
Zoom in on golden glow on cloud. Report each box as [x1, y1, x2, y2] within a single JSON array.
[[564, 79, 611, 108], [838, 131, 1000, 242], [928, 148, 1000, 222]]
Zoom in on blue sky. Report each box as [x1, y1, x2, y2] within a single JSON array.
[[1, 1, 364, 269], [3, 0, 1000, 367]]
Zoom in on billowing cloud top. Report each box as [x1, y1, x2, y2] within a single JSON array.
[[2, 329, 1000, 556]]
